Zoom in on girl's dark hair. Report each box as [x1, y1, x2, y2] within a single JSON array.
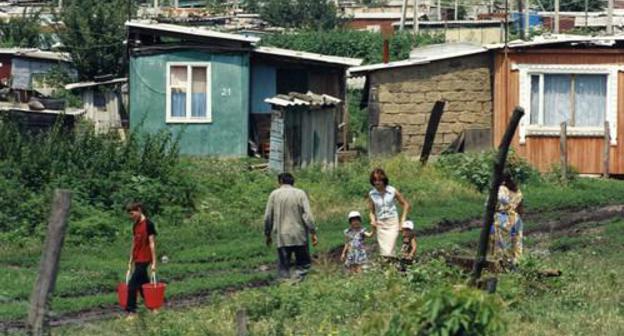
[[369, 168, 389, 186], [503, 174, 518, 192], [125, 201, 145, 214], [278, 172, 295, 186]]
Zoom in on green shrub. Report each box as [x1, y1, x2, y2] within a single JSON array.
[[435, 151, 539, 192], [260, 30, 445, 64], [0, 119, 198, 241], [414, 286, 507, 336]]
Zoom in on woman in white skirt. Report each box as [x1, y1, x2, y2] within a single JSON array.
[[367, 168, 411, 259]]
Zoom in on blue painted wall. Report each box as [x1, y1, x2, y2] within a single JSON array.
[[250, 63, 276, 114], [129, 50, 249, 157]]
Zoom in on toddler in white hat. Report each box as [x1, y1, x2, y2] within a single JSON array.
[[340, 211, 374, 273], [399, 220, 417, 271]]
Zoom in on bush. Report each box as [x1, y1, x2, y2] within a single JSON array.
[[435, 151, 539, 192], [0, 119, 198, 242]]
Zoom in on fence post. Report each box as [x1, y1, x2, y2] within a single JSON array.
[[604, 121, 610, 178], [560, 122, 567, 180], [420, 100, 446, 165], [471, 107, 524, 284], [236, 309, 248, 336], [27, 189, 72, 336]]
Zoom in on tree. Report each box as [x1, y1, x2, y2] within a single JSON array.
[[0, 8, 51, 48], [540, 0, 603, 11], [57, 0, 134, 80], [260, 0, 339, 30]]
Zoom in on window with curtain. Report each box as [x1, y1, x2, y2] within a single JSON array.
[[167, 63, 211, 122], [528, 73, 607, 127]]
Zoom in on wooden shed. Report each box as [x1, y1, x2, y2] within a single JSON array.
[[265, 92, 340, 171], [65, 78, 127, 134]]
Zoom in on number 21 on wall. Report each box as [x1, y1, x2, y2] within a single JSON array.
[[221, 87, 232, 96]]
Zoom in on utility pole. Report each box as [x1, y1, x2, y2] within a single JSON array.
[[438, 0, 442, 20], [414, 0, 420, 33], [58, 0, 62, 10], [584, 0, 588, 29], [554, 0, 559, 33], [525, 0, 530, 40], [607, 0, 614, 35], [154, 0, 159, 9], [399, 0, 408, 31], [454, 0, 458, 20]]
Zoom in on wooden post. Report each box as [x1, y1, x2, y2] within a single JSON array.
[[420, 100, 446, 165], [524, 0, 530, 39], [399, 0, 408, 31], [560, 122, 567, 181], [554, 0, 560, 33], [413, 0, 420, 34], [607, 0, 614, 35], [27, 190, 72, 336], [236, 309, 248, 336], [471, 107, 524, 283], [604, 121, 610, 178]]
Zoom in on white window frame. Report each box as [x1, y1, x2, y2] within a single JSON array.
[[165, 62, 212, 123], [516, 63, 620, 145]]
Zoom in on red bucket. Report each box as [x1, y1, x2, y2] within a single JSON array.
[[142, 273, 166, 310], [117, 270, 131, 309]]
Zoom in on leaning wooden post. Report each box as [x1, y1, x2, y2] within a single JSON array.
[[603, 121, 610, 178], [560, 121, 567, 180], [27, 190, 72, 336], [471, 107, 524, 284], [420, 100, 446, 165]]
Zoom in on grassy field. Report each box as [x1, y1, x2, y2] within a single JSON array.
[[2, 156, 624, 327], [54, 219, 624, 335]]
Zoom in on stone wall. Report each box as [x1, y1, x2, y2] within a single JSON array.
[[369, 53, 493, 156]]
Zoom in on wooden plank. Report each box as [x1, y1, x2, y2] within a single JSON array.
[[27, 190, 72, 336], [560, 122, 567, 180], [420, 100, 446, 165], [268, 111, 285, 172], [472, 106, 524, 283], [604, 121, 610, 178]]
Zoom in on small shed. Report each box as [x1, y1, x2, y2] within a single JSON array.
[[265, 92, 341, 171], [65, 78, 127, 133]]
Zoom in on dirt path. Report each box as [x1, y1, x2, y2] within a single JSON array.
[[3, 203, 624, 333]]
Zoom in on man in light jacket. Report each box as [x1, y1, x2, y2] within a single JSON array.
[[264, 172, 318, 279]]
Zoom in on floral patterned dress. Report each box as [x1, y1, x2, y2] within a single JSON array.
[[489, 185, 524, 265], [344, 227, 368, 267]]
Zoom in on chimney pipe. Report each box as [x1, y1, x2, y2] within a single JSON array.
[[383, 40, 390, 63]]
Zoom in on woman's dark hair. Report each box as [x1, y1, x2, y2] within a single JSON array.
[[503, 174, 518, 192], [278, 172, 295, 186], [369, 168, 389, 186], [125, 201, 145, 214]]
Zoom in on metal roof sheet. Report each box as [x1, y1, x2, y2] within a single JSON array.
[[0, 48, 72, 62], [254, 46, 363, 67], [65, 78, 127, 90], [125, 21, 260, 44], [265, 91, 341, 107]]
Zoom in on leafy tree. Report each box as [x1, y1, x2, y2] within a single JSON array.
[[57, 0, 134, 80], [0, 8, 51, 48], [260, 0, 339, 30], [540, 0, 603, 11]]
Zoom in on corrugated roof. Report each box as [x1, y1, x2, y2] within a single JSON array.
[[125, 21, 261, 44], [350, 43, 488, 75], [254, 46, 363, 67], [65, 78, 127, 90], [0, 48, 72, 62], [393, 19, 504, 27], [265, 91, 341, 107], [350, 35, 624, 75], [351, 12, 413, 19]]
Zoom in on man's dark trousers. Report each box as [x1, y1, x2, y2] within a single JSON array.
[[277, 245, 311, 279]]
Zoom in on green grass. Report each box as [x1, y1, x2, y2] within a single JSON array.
[[56, 219, 624, 335], [3, 156, 624, 323]]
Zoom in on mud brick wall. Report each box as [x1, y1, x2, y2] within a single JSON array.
[[368, 53, 493, 156]]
